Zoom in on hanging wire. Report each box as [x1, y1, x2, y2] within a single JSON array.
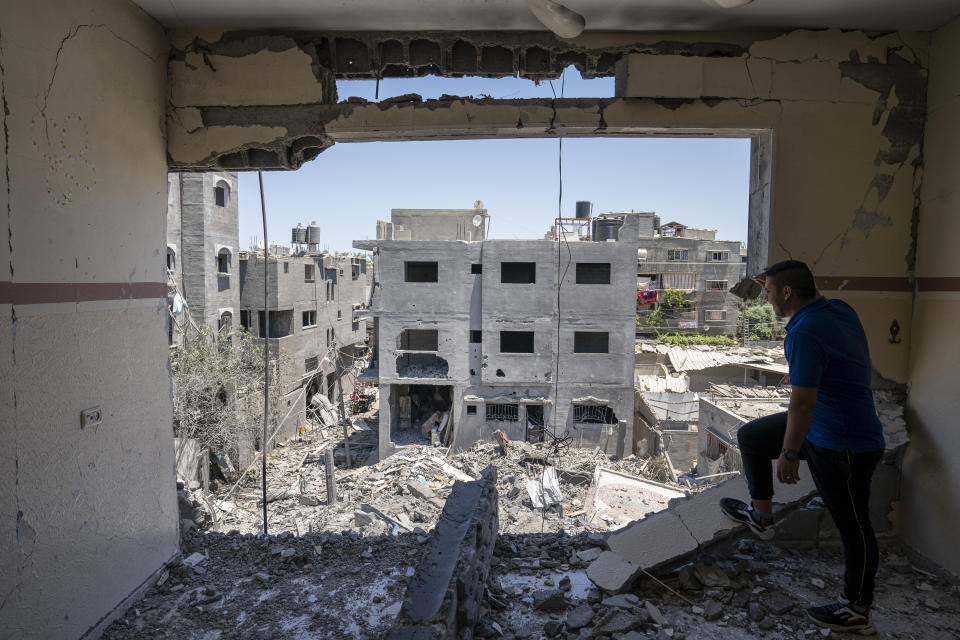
[[258, 171, 270, 535]]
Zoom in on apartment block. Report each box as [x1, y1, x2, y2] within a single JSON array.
[[636, 219, 746, 333], [166, 172, 241, 345], [356, 209, 639, 460], [239, 249, 371, 438]]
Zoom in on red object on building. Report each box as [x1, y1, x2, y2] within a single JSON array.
[[637, 289, 658, 306]]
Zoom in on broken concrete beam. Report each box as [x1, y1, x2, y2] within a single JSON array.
[[585, 551, 643, 595], [388, 466, 498, 640]]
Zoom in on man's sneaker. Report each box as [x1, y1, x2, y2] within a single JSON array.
[[719, 497, 774, 540], [806, 598, 876, 635]]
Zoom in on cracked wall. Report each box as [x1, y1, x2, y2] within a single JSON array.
[[0, 2, 179, 638], [166, 27, 928, 385], [901, 15, 960, 578]]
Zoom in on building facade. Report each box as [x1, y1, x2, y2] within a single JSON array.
[[238, 250, 371, 438], [636, 219, 746, 335], [166, 172, 241, 346], [357, 209, 639, 460]]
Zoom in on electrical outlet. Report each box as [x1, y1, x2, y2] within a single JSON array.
[[81, 406, 102, 429]]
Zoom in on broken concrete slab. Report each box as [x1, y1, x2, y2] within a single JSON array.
[[588, 470, 817, 593], [585, 550, 643, 595]]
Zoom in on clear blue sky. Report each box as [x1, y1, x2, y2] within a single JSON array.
[[238, 69, 750, 253]]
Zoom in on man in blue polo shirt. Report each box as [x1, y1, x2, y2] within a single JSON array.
[[720, 260, 885, 635]]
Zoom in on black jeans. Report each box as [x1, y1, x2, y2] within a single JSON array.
[[737, 411, 884, 607]]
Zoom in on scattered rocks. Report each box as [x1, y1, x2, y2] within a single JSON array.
[[702, 599, 724, 621], [566, 604, 595, 630], [533, 589, 566, 611]]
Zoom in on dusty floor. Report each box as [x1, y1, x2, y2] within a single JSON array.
[[101, 525, 959, 639]]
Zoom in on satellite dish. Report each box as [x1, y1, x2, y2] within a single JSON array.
[[472, 215, 483, 227]]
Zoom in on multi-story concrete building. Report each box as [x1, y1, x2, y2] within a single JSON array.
[[356, 209, 638, 460], [238, 249, 371, 437], [636, 218, 746, 334], [166, 172, 241, 345]]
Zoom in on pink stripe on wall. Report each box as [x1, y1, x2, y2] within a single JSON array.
[[0, 281, 167, 305]]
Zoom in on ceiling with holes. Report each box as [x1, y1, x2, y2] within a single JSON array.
[[135, 0, 959, 32]]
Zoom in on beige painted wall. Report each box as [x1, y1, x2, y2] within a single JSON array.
[[902, 15, 960, 576], [0, 1, 179, 638]]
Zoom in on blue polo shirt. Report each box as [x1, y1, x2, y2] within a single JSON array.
[[784, 297, 885, 452]]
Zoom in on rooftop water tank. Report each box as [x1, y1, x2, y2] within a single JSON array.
[[306, 221, 321, 244], [592, 217, 623, 242], [292, 224, 307, 244], [575, 200, 592, 219]]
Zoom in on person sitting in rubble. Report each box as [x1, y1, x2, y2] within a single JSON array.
[[719, 260, 885, 635]]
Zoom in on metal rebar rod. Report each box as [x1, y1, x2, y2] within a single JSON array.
[[258, 170, 269, 536]]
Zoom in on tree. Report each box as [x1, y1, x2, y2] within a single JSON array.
[[740, 298, 781, 341], [659, 287, 690, 310], [171, 325, 289, 458]]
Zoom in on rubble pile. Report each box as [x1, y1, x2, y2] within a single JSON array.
[[200, 423, 692, 538], [478, 536, 960, 639], [101, 528, 425, 640]]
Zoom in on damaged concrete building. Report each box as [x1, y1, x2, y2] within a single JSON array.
[[4, 1, 960, 637], [637, 219, 746, 335], [356, 208, 639, 459], [238, 244, 371, 438], [166, 172, 241, 346]]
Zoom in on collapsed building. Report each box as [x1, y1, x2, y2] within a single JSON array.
[[356, 208, 639, 459]]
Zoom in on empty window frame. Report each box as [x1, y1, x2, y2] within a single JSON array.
[[305, 264, 315, 281], [283, 262, 289, 273], [667, 249, 689, 261], [501, 262, 536, 283], [405, 261, 439, 283], [466, 405, 478, 415], [258, 310, 293, 338], [572, 404, 617, 424], [706, 280, 729, 291], [500, 331, 534, 353], [575, 262, 611, 284], [302, 310, 317, 327], [214, 180, 230, 207], [239, 310, 251, 331], [217, 248, 231, 274], [400, 329, 439, 351], [218, 311, 232, 332], [574, 331, 609, 353], [710, 251, 730, 262], [705, 309, 727, 321], [304, 355, 319, 372], [469, 330, 482, 344], [337, 309, 342, 321], [485, 403, 519, 422], [166, 247, 176, 270], [471, 263, 482, 274]]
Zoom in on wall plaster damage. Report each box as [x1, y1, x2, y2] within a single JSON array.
[[168, 26, 927, 384]]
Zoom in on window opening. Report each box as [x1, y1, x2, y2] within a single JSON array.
[[217, 248, 231, 274], [667, 249, 689, 261], [166, 248, 176, 270], [574, 331, 609, 353], [526, 405, 545, 443], [711, 251, 729, 261], [575, 262, 611, 284], [337, 309, 342, 320], [486, 403, 519, 422], [305, 355, 319, 372], [400, 329, 439, 351], [258, 310, 292, 338], [302, 310, 317, 327], [500, 331, 534, 353], [705, 309, 727, 321], [391, 384, 452, 446], [471, 263, 482, 274], [214, 179, 230, 207], [218, 311, 232, 332], [501, 262, 536, 283], [706, 280, 729, 291], [405, 261, 438, 282], [284, 262, 289, 273], [305, 264, 315, 281], [466, 405, 478, 415], [573, 404, 617, 424], [470, 330, 482, 343], [240, 310, 250, 331]]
